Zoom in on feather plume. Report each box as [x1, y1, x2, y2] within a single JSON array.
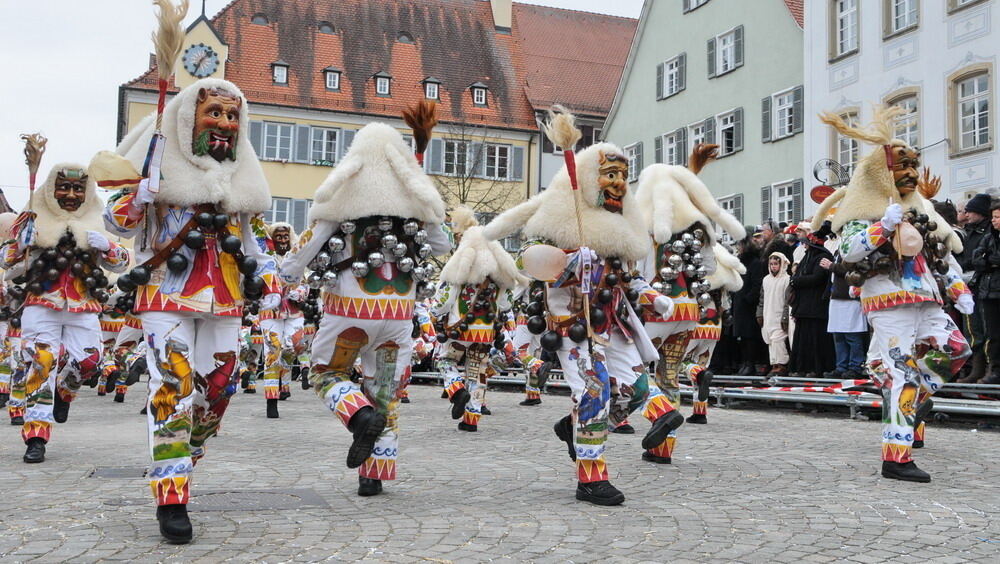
[[152, 0, 189, 80], [818, 104, 906, 146], [20, 133, 47, 182], [401, 100, 438, 156], [543, 105, 582, 151]]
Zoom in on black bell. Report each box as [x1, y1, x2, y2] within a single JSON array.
[[10, 317, 21, 329], [525, 301, 544, 316], [31, 258, 47, 272], [184, 230, 206, 249], [196, 212, 214, 227], [608, 257, 623, 271], [62, 248, 76, 260], [84, 276, 98, 288], [449, 329, 461, 340], [220, 235, 243, 255], [436, 333, 449, 344], [167, 253, 189, 273], [59, 233, 75, 246], [540, 331, 563, 352], [27, 282, 44, 295], [42, 249, 58, 261], [9, 286, 25, 299], [626, 288, 639, 302], [459, 323, 470, 332], [526, 315, 547, 335], [621, 272, 633, 284], [604, 273, 620, 287], [93, 289, 109, 303], [213, 214, 230, 230], [45, 268, 61, 281], [244, 276, 265, 293], [568, 322, 588, 343], [129, 265, 152, 285], [238, 256, 258, 275], [54, 256, 70, 270], [589, 307, 607, 327], [117, 275, 136, 292], [596, 288, 613, 304]]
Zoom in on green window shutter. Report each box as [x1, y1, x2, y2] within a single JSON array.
[[761, 96, 772, 143], [792, 179, 804, 222], [677, 53, 687, 92], [511, 146, 525, 181], [792, 85, 805, 134], [294, 124, 312, 163], [733, 107, 744, 153], [707, 37, 716, 78], [734, 25, 745, 68], [654, 135, 663, 164], [656, 63, 664, 100], [761, 186, 771, 224], [250, 121, 263, 157]]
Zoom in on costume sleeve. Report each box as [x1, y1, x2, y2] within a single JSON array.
[[11, 211, 36, 248], [841, 219, 888, 263], [98, 241, 131, 273], [240, 213, 279, 295], [103, 190, 145, 237], [497, 287, 515, 312], [1, 240, 26, 270], [279, 220, 338, 283], [426, 222, 453, 256], [431, 282, 457, 319], [944, 253, 971, 302]]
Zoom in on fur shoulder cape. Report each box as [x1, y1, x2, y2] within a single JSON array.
[[706, 243, 746, 292], [439, 226, 527, 291], [117, 78, 271, 213], [635, 164, 746, 244], [308, 122, 446, 225], [27, 163, 108, 249]]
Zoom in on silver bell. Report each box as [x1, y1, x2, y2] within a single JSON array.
[[381, 234, 398, 250], [651, 281, 665, 293], [393, 242, 408, 257], [339, 221, 356, 235], [327, 236, 346, 253], [690, 239, 704, 252], [671, 240, 686, 254], [351, 261, 370, 278], [378, 217, 394, 231], [681, 232, 695, 246], [691, 252, 704, 266], [314, 251, 332, 269], [403, 220, 420, 236], [307, 272, 323, 289], [397, 257, 415, 272], [661, 266, 679, 281], [659, 267, 673, 280], [695, 265, 708, 279], [414, 230, 429, 245], [667, 254, 684, 268], [368, 252, 386, 268], [684, 264, 697, 278], [412, 266, 427, 281], [417, 244, 433, 259], [321, 270, 339, 289], [697, 292, 713, 306]]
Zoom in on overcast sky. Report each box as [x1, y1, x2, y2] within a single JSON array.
[[0, 0, 642, 210]]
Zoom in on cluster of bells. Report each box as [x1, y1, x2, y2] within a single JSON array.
[[842, 210, 950, 287], [434, 282, 505, 349], [651, 228, 714, 311], [114, 212, 266, 312], [305, 216, 437, 300], [9, 232, 111, 305], [523, 257, 640, 352]]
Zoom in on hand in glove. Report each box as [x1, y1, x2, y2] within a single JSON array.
[[259, 293, 281, 311], [955, 294, 975, 315], [134, 178, 156, 205], [653, 295, 674, 318], [880, 203, 904, 232], [87, 231, 112, 252]]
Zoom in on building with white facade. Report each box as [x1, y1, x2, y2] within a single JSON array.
[[804, 0, 999, 211]]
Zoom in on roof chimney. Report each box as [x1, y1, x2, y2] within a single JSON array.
[[490, 0, 512, 33]]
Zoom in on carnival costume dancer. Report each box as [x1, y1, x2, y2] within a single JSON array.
[[482, 108, 672, 505], [433, 207, 525, 432], [100, 73, 277, 540], [258, 222, 308, 419], [632, 152, 746, 464], [98, 305, 125, 397], [279, 102, 451, 497], [2, 163, 130, 463], [0, 212, 18, 414], [815, 106, 971, 483], [513, 284, 552, 406]]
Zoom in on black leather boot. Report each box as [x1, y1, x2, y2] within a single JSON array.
[[157, 504, 193, 544], [611, 423, 635, 434], [301, 373, 312, 390], [642, 450, 671, 464], [346, 406, 386, 469], [575, 480, 624, 506], [358, 476, 383, 497], [450, 388, 470, 420], [642, 410, 684, 450], [553, 415, 576, 461], [23, 437, 45, 463], [266, 398, 279, 419], [139, 405, 148, 415], [519, 397, 541, 406], [10, 415, 24, 426], [53, 393, 70, 424], [114, 391, 126, 403], [458, 421, 477, 432], [881, 460, 930, 483]]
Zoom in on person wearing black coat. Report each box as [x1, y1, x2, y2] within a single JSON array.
[[957, 195, 993, 382], [733, 231, 768, 375], [971, 201, 1000, 384], [788, 234, 835, 377]]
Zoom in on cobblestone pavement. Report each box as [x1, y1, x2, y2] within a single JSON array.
[[1, 383, 999, 563]]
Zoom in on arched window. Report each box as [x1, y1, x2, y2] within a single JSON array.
[[251, 14, 269, 25], [397, 32, 414, 44], [318, 21, 335, 34]]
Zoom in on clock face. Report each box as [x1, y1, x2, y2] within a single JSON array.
[[182, 43, 220, 78]]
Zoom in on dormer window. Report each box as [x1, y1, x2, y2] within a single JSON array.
[[272, 60, 288, 85], [251, 13, 269, 25], [323, 67, 341, 91], [423, 77, 441, 100], [318, 21, 335, 34], [374, 72, 392, 97], [397, 32, 414, 44], [471, 83, 488, 107]]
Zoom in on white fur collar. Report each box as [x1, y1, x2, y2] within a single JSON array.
[[27, 163, 107, 249]]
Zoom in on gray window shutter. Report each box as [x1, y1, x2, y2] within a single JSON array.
[[291, 199, 310, 233], [761, 96, 772, 143], [761, 186, 771, 223], [792, 85, 804, 134], [250, 121, 263, 157], [636, 141, 644, 173], [339, 129, 356, 160], [677, 53, 687, 93], [704, 116, 716, 145], [294, 124, 312, 163], [683, 0, 691, 12], [733, 108, 744, 153], [734, 25, 745, 68], [511, 146, 525, 181], [677, 127, 688, 166], [792, 179, 804, 222], [734, 194, 744, 224], [707, 38, 716, 78], [656, 63, 664, 100], [428, 138, 444, 174], [654, 135, 663, 163], [469, 142, 485, 178]]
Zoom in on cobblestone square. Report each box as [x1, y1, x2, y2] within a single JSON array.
[[1, 385, 999, 563]]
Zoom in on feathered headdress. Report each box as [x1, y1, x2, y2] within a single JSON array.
[[401, 100, 438, 166]]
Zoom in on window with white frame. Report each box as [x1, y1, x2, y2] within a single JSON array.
[[689, 122, 705, 147], [263, 122, 293, 161], [687, 0, 710, 10], [889, 0, 918, 34], [664, 56, 682, 97], [718, 111, 738, 156], [485, 144, 511, 180], [267, 197, 291, 224], [265, 197, 312, 233], [624, 144, 640, 182], [950, 0, 987, 12], [718, 194, 743, 238], [376, 76, 391, 96], [891, 95, 919, 148], [834, 0, 859, 57], [473, 87, 488, 106], [663, 132, 681, 166], [273, 64, 288, 84], [773, 182, 796, 225], [425, 82, 439, 100], [774, 90, 796, 139], [957, 73, 990, 152], [311, 127, 339, 164], [443, 140, 468, 176], [717, 30, 737, 74], [324, 70, 340, 90], [835, 112, 860, 174]]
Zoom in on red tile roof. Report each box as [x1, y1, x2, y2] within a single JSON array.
[[784, 0, 803, 28], [124, 0, 636, 131]]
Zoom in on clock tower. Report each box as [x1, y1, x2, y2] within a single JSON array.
[[173, 11, 228, 89]]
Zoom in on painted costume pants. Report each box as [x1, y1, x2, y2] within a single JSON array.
[[512, 324, 544, 400], [559, 330, 649, 483], [311, 314, 412, 481], [5, 329, 24, 421], [866, 303, 969, 464], [0, 321, 11, 397], [19, 306, 102, 444], [438, 340, 493, 426], [141, 311, 241, 506], [103, 324, 145, 397], [240, 324, 264, 391], [684, 332, 719, 418], [642, 320, 695, 459], [260, 317, 306, 400]]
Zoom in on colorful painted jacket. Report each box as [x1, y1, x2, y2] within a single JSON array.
[[259, 252, 307, 321], [103, 192, 278, 317], [279, 219, 452, 321], [431, 279, 514, 343], [841, 219, 969, 312], [636, 240, 716, 324], [1, 221, 129, 315]]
